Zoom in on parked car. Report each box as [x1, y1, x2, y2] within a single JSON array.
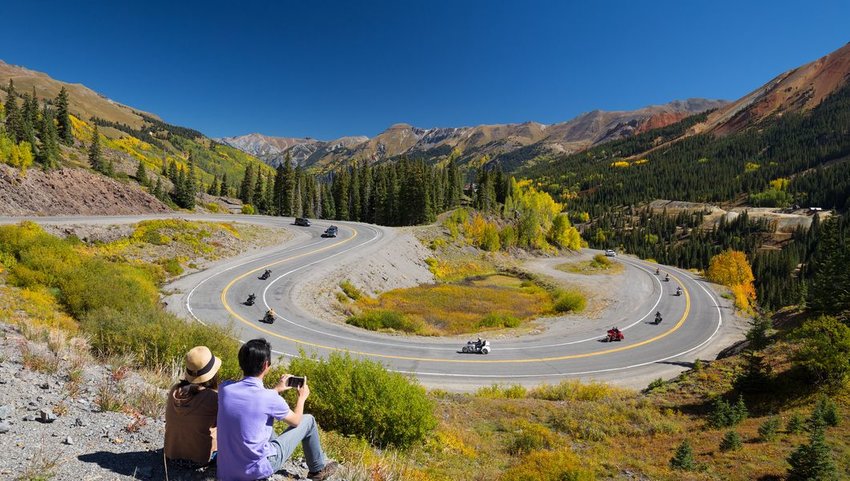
[[294, 217, 311, 227], [604, 249, 617, 257], [322, 225, 338, 238]]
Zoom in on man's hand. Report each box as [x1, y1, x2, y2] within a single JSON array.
[[296, 378, 310, 401], [274, 374, 291, 394]]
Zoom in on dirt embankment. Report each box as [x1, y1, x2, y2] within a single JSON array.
[[0, 164, 169, 216], [292, 228, 435, 322]]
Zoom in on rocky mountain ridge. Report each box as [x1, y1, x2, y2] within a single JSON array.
[[221, 99, 727, 170]]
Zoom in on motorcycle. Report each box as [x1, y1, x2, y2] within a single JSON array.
[[461, 339, 491, 354], [655, 268, 660, 275], [245, 293, 256, 306], [603, 328, 624, 342], [653, 312, 663, 325], [675, 287, 682, 296], [664, 274, 670, 282], [259, 269, 272, 280], [261, 311, 275, 324]]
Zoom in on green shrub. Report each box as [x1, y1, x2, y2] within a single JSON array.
[[286, 351, 436, 448], [553, 290, 586, 313], [786, 413, 805, 434], [708, 396, 748, 428], [478, 312, 520, 328], [590, 254, 612, 268], [475, 384, 527, 399], [499, 225, 517, 249], [644, 378, 665, 392], [346, 310, 421, 333], [787, 427, 838, 481], [156, 257, 184, 276], [241, 204, 255, 214], [810, 397, 840, 429], [670, 439, 695, 471], [339, 280, 362, 300], [758, 416, 781, 442], [507, 420, 559, 455], [501, 448, 595, 481], [529, 380, 614, 402], [719, 430, 742, 451], [791, 315, 850, 388]]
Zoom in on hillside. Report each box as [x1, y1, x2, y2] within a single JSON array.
[[0, 59, 271, 215], [520, 41, 850, 213], [220, 99, 726, 171]]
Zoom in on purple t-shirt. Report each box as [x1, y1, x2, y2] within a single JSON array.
[[216, 377, 290, 481]]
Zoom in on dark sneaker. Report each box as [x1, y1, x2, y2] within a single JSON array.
[[307, 461, 339, 481]]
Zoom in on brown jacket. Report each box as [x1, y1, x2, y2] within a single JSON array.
[[164, 384, 218, 464]]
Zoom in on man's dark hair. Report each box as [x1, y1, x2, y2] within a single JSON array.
[[239, 338, 271, 377]]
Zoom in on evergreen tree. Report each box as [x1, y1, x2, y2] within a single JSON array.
[[808, 216, 850, 317], [135, 161, 148, 186], [670, 439, 695, 471], [168, 159, 178, 185], [36, 102, 60, 169], [4, 80, 22, 142], [240, 164, 255, 205], [220, 172, 229, 197], [88, 124, 103, 173], [294, 165, 304, 217], [719, 431, 742, 452], [787, 426, 838, 481], [184, 158, 198, 209], [273, 164, 286, 215], [253, 171, 266, 213], [55, 86, 73, 144], [350, 162, 362, 221], [21, 88, 39, 148], [321, 182, 335, 219], [281, 153, 295, 216], [207, 175, 219, 195], [153, 176, 164, 200]]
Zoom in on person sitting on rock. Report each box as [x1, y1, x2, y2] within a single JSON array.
[[164, 345, 221, 467], [217, 338, 338, 481]]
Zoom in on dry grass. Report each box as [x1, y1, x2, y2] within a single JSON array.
[[555, 254, 624, 275], [352, 274, 552, 335]]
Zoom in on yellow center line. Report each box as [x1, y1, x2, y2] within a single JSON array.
[[220, 237, 691, 363]]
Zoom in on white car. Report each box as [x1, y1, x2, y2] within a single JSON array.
[[604, 249, 617, 257]]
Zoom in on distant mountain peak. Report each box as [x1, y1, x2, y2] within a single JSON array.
[[221, 99, 726, 171]]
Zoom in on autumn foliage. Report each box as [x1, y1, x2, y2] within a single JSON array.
[[707, 249, 756, 313]]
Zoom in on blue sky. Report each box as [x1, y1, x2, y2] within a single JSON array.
[[1, 1, 848, 140]]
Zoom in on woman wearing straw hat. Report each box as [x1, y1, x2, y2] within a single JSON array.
[[164, 345, 222, 467]]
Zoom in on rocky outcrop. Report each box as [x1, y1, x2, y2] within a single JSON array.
[[0, 164, 170, 216]]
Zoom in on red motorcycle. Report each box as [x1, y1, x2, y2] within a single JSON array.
[[604, 328, 624, 342]]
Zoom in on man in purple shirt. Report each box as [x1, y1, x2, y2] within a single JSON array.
[[217, 339, 338, 481]]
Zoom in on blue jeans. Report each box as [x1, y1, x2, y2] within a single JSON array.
[[267, 414, 328, 474]]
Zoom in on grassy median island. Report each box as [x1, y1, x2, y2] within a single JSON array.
[[346, 272, 585, 336], [556, 253, 624, 275]]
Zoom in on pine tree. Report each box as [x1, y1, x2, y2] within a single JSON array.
[[787, 426, 838, 481], [4, 80, 22, 142], [220, 172, 229, 197], [253, 171, 266, 213], [185, 157, 197, 209], [135, 161, 148, 186], [36, 102, 60, 169], [321, 182, 335, 219], [88, 123, 103, 173], [281, 153, 295, 216], [207, 175, 219, 195], [240, 164, 255, 205], [719, 431, 742, 451], [20, 89, 39, 149], [153, 176, 164, 200], [350, 163, 362, 222], [55, 86, 73, 144], [670, 439, 695, 471]]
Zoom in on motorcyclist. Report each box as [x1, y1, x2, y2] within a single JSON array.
[[264, 309, 276, 322], [676, 286, 682, 296], [247, 293, 256, 303], [655, 268, 660, 275], [655, 311, 662, 323], [664, 273, 670, 282]]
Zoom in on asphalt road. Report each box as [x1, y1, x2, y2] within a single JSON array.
[[2, 214, 730, 390]]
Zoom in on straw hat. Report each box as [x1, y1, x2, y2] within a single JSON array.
[[183, 346, 222, 384]]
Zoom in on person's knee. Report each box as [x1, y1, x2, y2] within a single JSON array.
[[302, 413, 315, 427]]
